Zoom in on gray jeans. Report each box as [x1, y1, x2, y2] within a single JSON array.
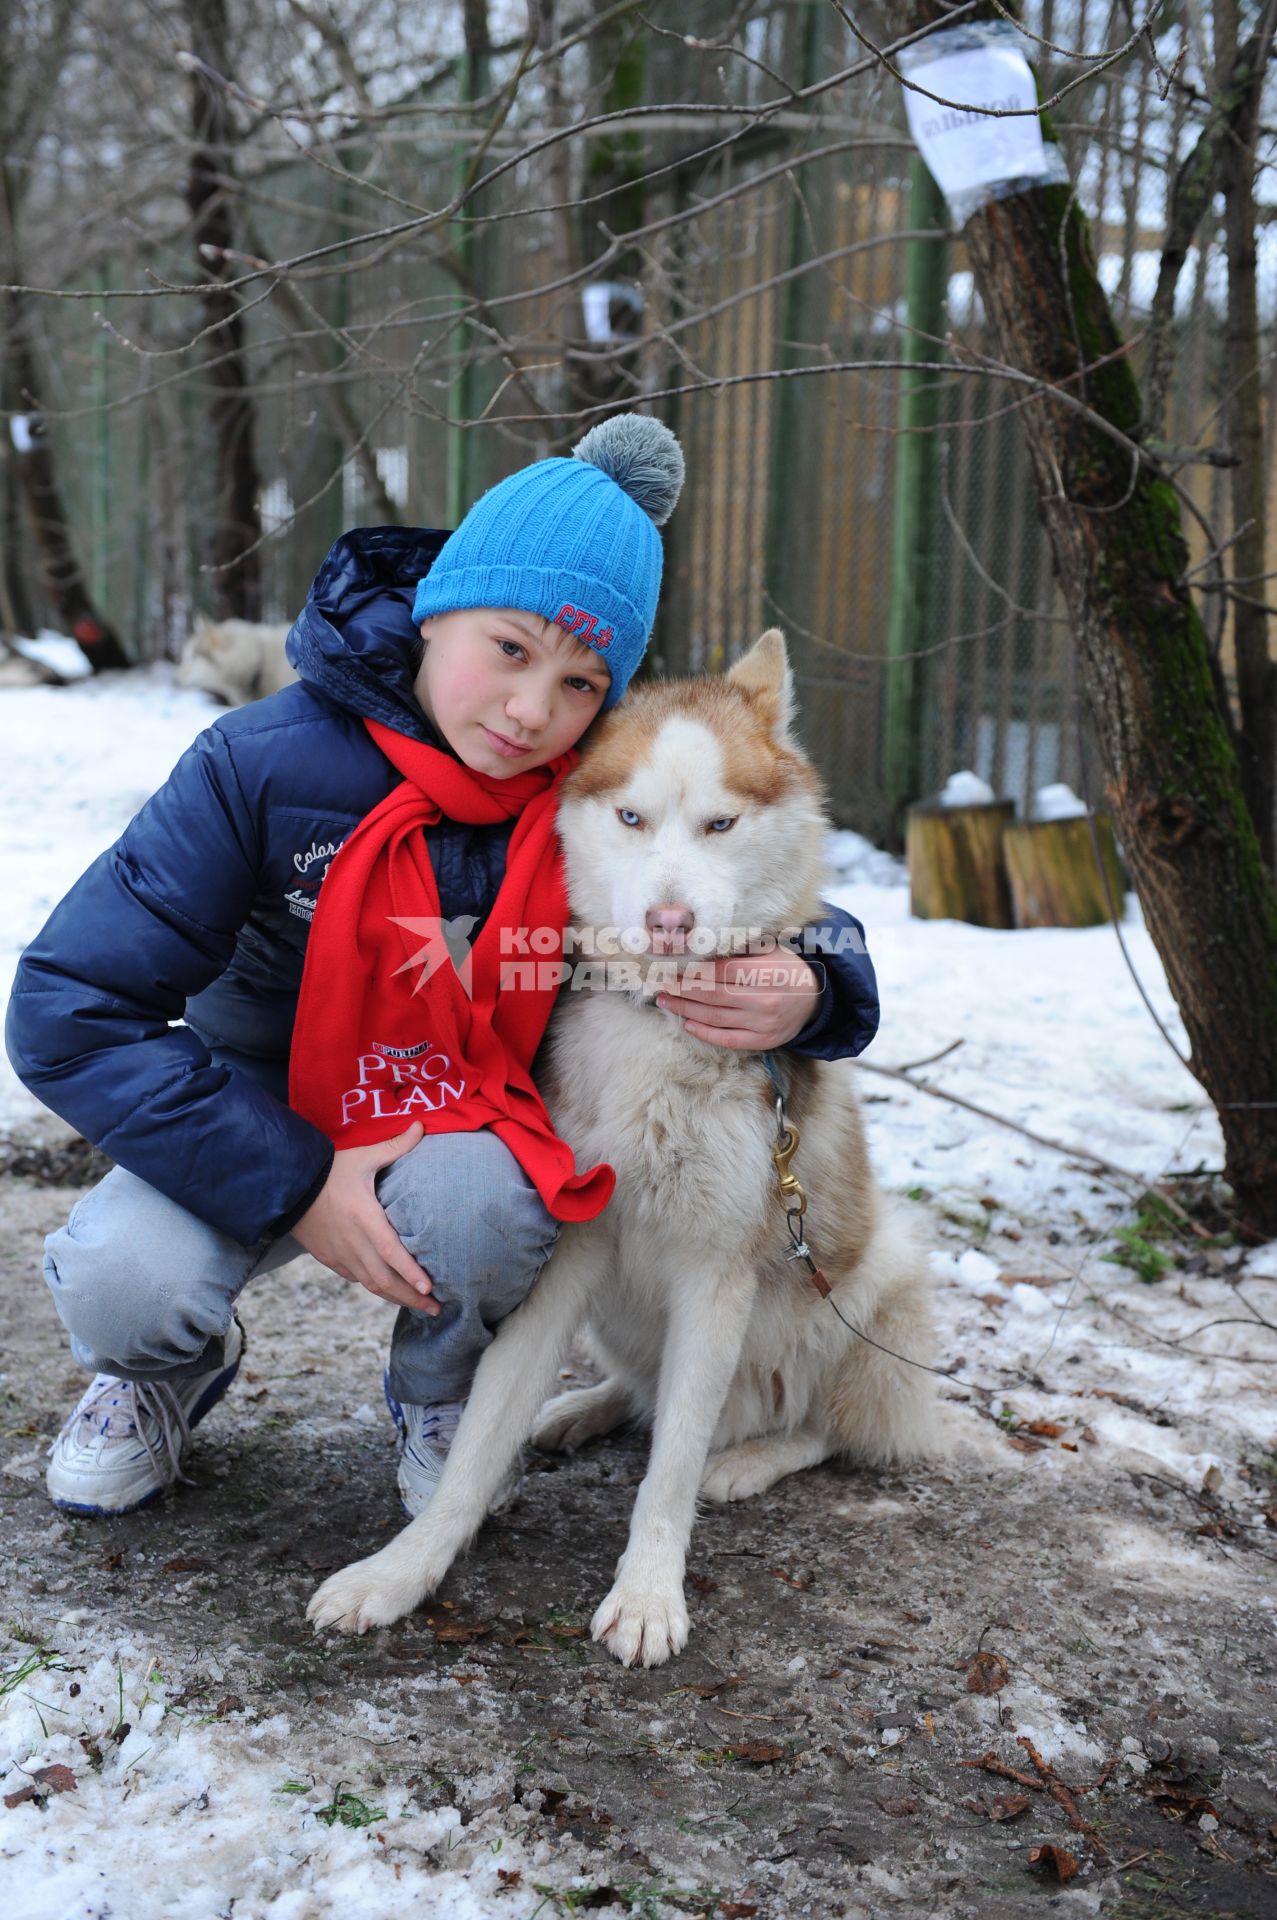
[[44, 1120, 560, 1407]]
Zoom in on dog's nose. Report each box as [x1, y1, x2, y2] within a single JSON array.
[[646, 904, 695, 935], [645, 903, 696, 954]]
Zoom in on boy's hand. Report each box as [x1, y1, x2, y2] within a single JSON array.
[[655, 949, 821, 1050], [292, 1122, 442, 1314]]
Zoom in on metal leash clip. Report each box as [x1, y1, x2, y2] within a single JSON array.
[[770, 1090, 831, 1297], [771, 1096, 807, 1217]]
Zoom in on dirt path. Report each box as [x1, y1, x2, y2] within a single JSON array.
[[2, 1164, 1276, 1920]]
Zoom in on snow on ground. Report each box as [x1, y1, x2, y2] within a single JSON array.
[[1, 668, 224, 1134], [2, 667, 1275, 1917], [0, 1630, 536, 1920]]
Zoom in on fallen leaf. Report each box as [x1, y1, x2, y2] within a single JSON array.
[[1007, 1435, 1046, 1454], [4, 1785, 37, 1809], [687, 1571, 718, 1593], [678, 1675, 742, 1699], [427, 1616, 492, 1645], [214, 1696, 242, 1718], [966, 1651, 1010, 1695], [496, 1867, 522, 1887], [876, 1795, 918, 1817], [729, 1740, 785, 1765], [32, 1765, 76, 1795], [163, 1556, 209, 1574], [1029, 1842, 1080, 1882], [1150, 1781, 1218, 1821], [1024, 1420, 1064, 1439], [720, 1906, 758, 1920], [990, 1792, 1031, 1821]]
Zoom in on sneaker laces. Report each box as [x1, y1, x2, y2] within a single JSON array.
[[407, 1399, 464, 1454], [54, 1376, 195, 1489]]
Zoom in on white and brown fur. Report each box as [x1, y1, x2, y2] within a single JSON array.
[[308, 631, 937, 1664], [175, 614, 295, 706]]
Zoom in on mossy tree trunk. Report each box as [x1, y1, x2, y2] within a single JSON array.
[[901, 2, 1277, 1233]]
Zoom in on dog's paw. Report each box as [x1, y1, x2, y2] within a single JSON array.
[[532, 1384, 621, 1453], [590, 1582, 689, 1667], [700, 1444, 782, 1503], [306, 1553, 424, 1635]]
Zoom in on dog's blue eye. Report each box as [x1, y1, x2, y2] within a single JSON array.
[[616, 808, 643, 828], [707, 816, 736, 833]]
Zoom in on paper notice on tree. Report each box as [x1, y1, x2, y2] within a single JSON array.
[[902, 41, 1051, 201]]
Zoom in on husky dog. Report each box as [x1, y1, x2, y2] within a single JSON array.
[[308, 631, 936, 1665], [176, 614, 294, 705]]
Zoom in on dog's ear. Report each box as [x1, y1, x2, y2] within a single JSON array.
[[726, 628, 795, 738]]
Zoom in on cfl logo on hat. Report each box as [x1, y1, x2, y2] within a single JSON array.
[[555, 603, 614, 649]]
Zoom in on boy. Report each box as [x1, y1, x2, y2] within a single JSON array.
[[6, 415, 880, 1521]]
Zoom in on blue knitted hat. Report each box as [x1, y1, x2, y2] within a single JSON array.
[[412, 414, 684, 708]]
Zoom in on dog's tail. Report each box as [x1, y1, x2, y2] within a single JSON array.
[[825, 1200, 939, 1467]]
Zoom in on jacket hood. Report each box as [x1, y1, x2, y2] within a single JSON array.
[[286, 525, 450, 740]]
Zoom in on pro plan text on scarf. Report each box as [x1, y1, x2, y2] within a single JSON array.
[[289, 718, 615, 1224]]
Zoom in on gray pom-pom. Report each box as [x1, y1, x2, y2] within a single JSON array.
[[572, 414, 684, 527]]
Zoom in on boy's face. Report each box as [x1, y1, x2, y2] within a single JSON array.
[[414, 607, 610, 776]]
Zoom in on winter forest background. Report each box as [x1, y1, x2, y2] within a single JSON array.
[[3, 1, 1274, 832]]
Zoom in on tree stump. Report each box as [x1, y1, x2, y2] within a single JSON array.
[[906, 799, 1015, 927], [1002, 814, 1124, 928]]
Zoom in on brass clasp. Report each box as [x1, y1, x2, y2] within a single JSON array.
[[771, 1116, 808, 1217]]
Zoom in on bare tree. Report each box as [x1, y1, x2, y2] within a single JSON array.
[[184, 0, 263, 620], [0, 1, 128, 668]]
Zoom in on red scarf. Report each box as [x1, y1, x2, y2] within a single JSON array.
[[288, 718, 614, 1224]]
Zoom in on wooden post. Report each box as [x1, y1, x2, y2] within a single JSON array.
[[907, 799, 1015, 926], [1002, 815, 1124, 928]]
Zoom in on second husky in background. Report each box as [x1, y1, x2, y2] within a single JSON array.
[[308, 629, 937, 1665], [176, 614, 295, 706]]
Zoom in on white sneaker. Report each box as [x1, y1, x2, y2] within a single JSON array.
[[46, 1318, 245, 1516], [382, 1375, 522, 1518], [383, 1376, 463, 1517]]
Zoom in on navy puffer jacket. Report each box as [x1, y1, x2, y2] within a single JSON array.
[[6, 527, 880, 1248]]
